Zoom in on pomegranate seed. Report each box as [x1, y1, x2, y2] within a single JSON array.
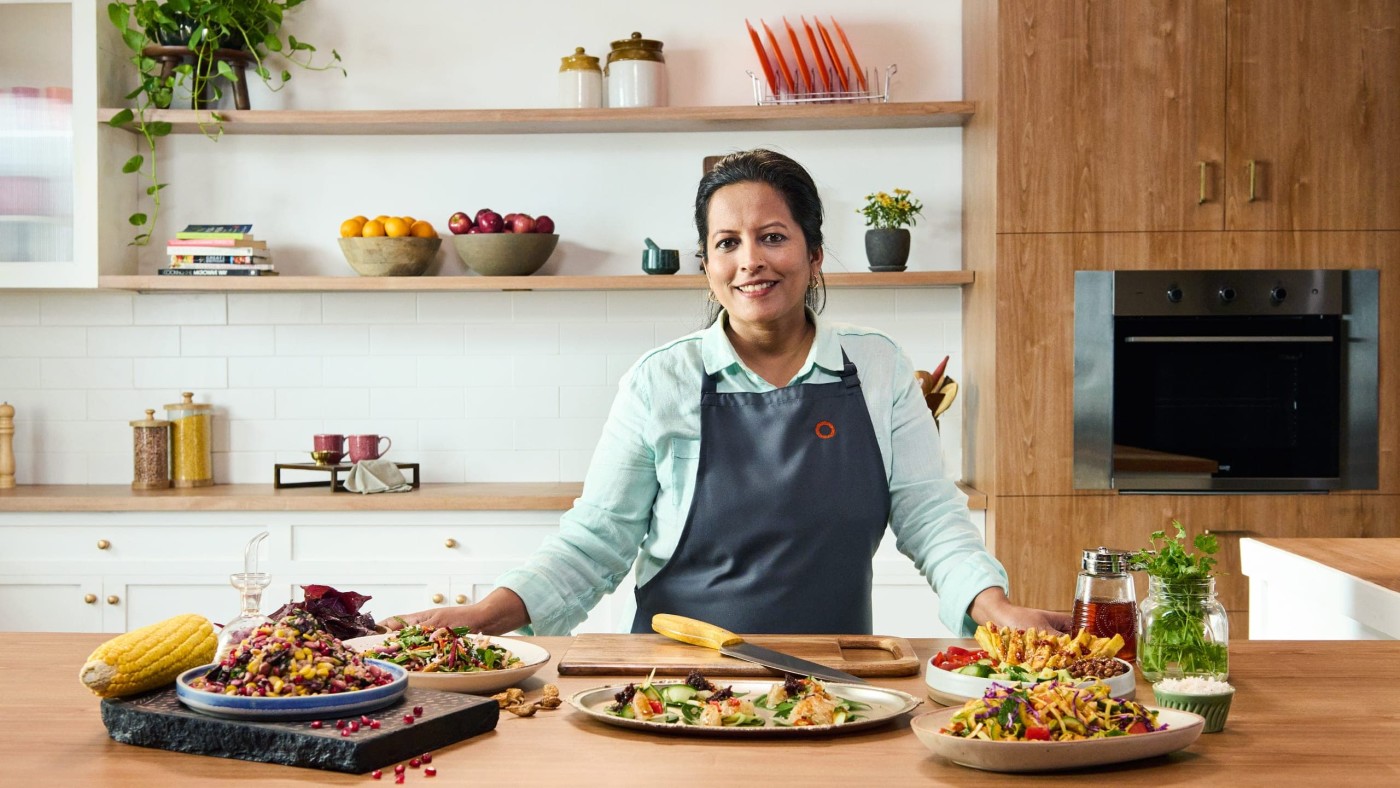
[[361, 715, 372, 725], [394, 776, 404, 785], [348, 721, 360, 733], [403, 714, 415, 725], [413, 705, 424, 717], [370, 720, 381, 730], [309, 720, 322, 730], [421, 753, 432, 764], [394, 764, 406, 775], [335, 719, 346, 729], [409, 757, 422, 768], [425, 766, 437, 777], [371, 769, 382, 779], [340, 728, 350, 737]]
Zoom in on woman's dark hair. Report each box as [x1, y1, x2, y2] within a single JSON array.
[[696, 149, 826, 324]]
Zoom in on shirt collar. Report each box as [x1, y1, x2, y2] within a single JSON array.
[[700, 308, 844, 380]]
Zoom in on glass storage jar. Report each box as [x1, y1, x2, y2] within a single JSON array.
[[559, 47, 602, 108], [605, 32, 667, 108], [1071, 547, 1138, 661], [1137, 575, 1229, 681], [129, 409, 171, 490], [164, 392, 213, 488]]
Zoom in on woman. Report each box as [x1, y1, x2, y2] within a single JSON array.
[[387, 149, 1068, 636]]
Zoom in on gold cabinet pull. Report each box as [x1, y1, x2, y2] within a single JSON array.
[[454, 594, 468, 605], [96, 539, 111, 550], [106, 595, 120, 605], [1198, 161, 1209, 204], [444, 538, 458, 549], [1247, 160, 1258, 202], [84, 593, 97, 604], [431, 593, 445, 604]]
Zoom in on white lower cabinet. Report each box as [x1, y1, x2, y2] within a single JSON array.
[[0, 574, 104, 631]]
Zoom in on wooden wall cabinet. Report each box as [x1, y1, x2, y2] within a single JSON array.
[[998, 0, 1400, 235]]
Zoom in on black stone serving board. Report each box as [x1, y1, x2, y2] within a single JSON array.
[[101, 686, 498, 774]]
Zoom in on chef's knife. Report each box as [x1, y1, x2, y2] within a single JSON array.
[[651, 613, 869, 685]]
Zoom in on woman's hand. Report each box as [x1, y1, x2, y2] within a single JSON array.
[[968, 586, 1073, 634], [378, 588, 530, 636]]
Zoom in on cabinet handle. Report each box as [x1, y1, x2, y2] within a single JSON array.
[[444, 538, 458, 549], [96, 539, 111, 550], [1246, 160, 1258, 202], [431, 593, 445, 604], [84, 594, 97, 604], [106, 595, 120, 605], [1198, 161, 1209, 204], [454, 594, 468, 605]]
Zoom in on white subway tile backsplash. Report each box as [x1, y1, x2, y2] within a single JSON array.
[[415, 452, 467, 483], [0, 294, 40, 325], [655, 321, 702, 345], [216, 451, 278, 484], [370, 387, 464, 419], [0, 327, 85, 357], [559, 386, 618, 419], [416, 292, 512, 323], [14, 452, 88, 484], [0, 359, 41, 388], [132, 293, 227, 326], [324, 356, 418, 388], [607, 290, 707, 321], [204, 389, 278, 421], [560, 323, 661, 356], [41, 292, 133, 326], [463, 386, 558, 419], [133, 358, 228, 390], [896, 287, 964, 317], [181, 326, 276, 357], [88, 326, 181, 358], [516, 418, 607, 451], [559, 449, 592, 481], [322, 293, 417, 324], [370, 324, 463, 356], [513, 355, 607, 387], [325, 420, 420, 452], [462, 323, 558, 356], [228, 420, 326, 452], [464, 450, 559, 483], [418, 356, 512, 387], [86, 390, 174, 421], [13, 420, 127, 454], [511, 291, 607, 322], [230, 357, 324, 388], [87, 452, 131, 485], [418, 419, 513, 452], [43, 358, 133, 389], [275, 325, 369, 356], [276, 388, 370, 419], [4, 388, 85, 421], [228, 293, 321, 324], [823, 289, 899, 324]]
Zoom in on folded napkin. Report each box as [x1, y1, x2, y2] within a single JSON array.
[[344, 459, 412, 494]]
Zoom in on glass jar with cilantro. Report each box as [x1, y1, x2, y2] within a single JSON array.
[[1133, 522, 1229, 682]]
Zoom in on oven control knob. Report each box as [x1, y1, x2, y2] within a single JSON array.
[[1219, 287, 1237, 303], [1166, 287, 1183, 303], [1270, 286, 1288, 303]]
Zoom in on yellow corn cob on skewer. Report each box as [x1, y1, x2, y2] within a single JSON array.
[[78, 613, 216, 698]]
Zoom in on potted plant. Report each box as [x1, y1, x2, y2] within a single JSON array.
[[1132, 521, 1230, 682], [105, 0, 344, 244], [857, 188, 923, 271]]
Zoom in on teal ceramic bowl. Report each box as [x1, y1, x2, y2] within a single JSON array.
[[1152, 684, 1234, 733]]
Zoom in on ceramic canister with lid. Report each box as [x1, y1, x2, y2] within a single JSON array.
[[559, 47, 603, 108], [164, 392, 213, 488], [129, 409, 171, 490], [605, 32, 667, 108]]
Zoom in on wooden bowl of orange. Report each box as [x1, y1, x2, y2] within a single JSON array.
[[338, 216, 441, 277]]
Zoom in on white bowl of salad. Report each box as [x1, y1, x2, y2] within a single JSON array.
[[925, 646, 1136, 706], [345, 626, 550, 694]]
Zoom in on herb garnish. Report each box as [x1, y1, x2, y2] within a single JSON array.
[[1132, 521, 1229, 679]]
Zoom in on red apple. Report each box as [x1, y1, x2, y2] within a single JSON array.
[[508, 213, 536, 234], [476, 210, 504, 233], [465, 225, 481, 234], [502, 213, 519, 224], [447, 211, 473, 235], [535, 215, 555, 234], [474, 208, 495, 226]]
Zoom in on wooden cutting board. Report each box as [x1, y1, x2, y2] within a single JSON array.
[[557, 634, 921, 678]]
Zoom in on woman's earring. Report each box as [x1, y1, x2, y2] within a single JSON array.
[[808, 277, 819, 292], [707, 290, 719, 303]]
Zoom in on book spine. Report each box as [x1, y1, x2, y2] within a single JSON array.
[[167, 239, 267, 248], [179, 224, 253, 234], [174, 233, 254, 241], [169, 262, 275, 270], [157, 268, 277, 276], [169, 255, 270, 264]]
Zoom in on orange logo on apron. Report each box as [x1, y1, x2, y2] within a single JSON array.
[[814, 420, 836, 440]]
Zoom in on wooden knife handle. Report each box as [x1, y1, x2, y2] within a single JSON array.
[[651, 614, 744, 649]]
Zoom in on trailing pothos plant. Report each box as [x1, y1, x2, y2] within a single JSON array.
[[105, 0, 344, 244]]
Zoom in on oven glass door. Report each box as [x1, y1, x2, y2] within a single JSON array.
[[1112, 315, 1341, 486]]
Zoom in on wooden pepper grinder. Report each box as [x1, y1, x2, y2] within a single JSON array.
[[0, 402, 15, 488]]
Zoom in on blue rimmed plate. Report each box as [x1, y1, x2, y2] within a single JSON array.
[[175, 659, 408, 720]]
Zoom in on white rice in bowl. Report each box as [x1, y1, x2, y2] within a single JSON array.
[[1154, 676, 1234, 695]]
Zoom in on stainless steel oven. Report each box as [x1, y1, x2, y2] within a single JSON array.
[[1074, 270, 1378, 492]]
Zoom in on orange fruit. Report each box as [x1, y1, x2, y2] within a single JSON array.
[[362, 219, 386, 237], [339, 218, 365, 238], [373, 214, 392, 225], [400, 216, 416, 228], [410, 220, 436, 238], [383, 217, 411, 238], [351, 215, 368, 223]]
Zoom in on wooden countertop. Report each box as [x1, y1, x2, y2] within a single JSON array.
[[3, 634, 1397, 783], [0, 482, 988, 512], [1250, 538, 1400, 594]]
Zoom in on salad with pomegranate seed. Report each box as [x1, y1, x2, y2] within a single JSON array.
[[192, 610, 394, 697], [357, 625, 522, 673]]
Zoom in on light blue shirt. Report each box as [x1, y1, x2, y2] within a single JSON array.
[[496, 310, 1009, 636]]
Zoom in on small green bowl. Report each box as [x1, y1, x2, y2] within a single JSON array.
[[1152, 684, 1235, 733]]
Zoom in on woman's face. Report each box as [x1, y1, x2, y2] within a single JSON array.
[[704, 181, 821, 336]]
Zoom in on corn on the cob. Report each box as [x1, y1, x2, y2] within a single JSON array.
[[78, 613, 216, 698]]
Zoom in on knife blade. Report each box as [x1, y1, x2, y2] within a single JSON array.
[[651, 613, 869, 685]]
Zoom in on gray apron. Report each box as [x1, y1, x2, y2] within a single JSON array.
[[632, 349, 891, 634]]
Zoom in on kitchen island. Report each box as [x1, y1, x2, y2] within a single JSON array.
[[1242, 538, 1400, 640], [2, 634, 1397, 784]]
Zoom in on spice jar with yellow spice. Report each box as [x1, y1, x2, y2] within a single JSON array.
[[164, 392, 213, 488], [129, 409, 171, 490]]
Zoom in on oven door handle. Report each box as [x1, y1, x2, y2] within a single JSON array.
[[1122, 335, 1334, 343]]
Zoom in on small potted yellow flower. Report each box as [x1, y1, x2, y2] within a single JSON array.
[[858, 189, 923, 271]]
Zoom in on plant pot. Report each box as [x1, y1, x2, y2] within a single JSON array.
[[864, 228, 910, 272]]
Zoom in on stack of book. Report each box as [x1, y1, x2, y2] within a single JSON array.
[[158, 224, 276, 276]]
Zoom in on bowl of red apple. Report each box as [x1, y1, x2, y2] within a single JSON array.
[[447, 208, 558, 277]]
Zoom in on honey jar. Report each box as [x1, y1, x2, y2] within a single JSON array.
[[1071, 547, 1138, 661], [129, 409, 171, 490], [164, 392, 213, 488]]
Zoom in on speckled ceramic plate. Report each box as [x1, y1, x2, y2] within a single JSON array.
[[344, 634, 550, 694], [175, 659, 407, 720], [569, 679, 921, 737]]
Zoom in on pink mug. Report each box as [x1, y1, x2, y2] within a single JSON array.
[[347, 434, 391, 463], [313, 434, 345, 464]]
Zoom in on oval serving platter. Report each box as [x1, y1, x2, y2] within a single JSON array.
[[343, 634, 551, 695], [569, 679, 922, 737], [175, 659, 407, 721]]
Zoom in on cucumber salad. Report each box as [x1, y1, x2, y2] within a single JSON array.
[[606, 670, 871, 728]]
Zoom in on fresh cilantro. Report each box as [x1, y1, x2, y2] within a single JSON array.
[[1131, 520, 1219, 581]]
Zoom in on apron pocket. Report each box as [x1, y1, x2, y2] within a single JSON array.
[[671, 438, 700, 512]]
